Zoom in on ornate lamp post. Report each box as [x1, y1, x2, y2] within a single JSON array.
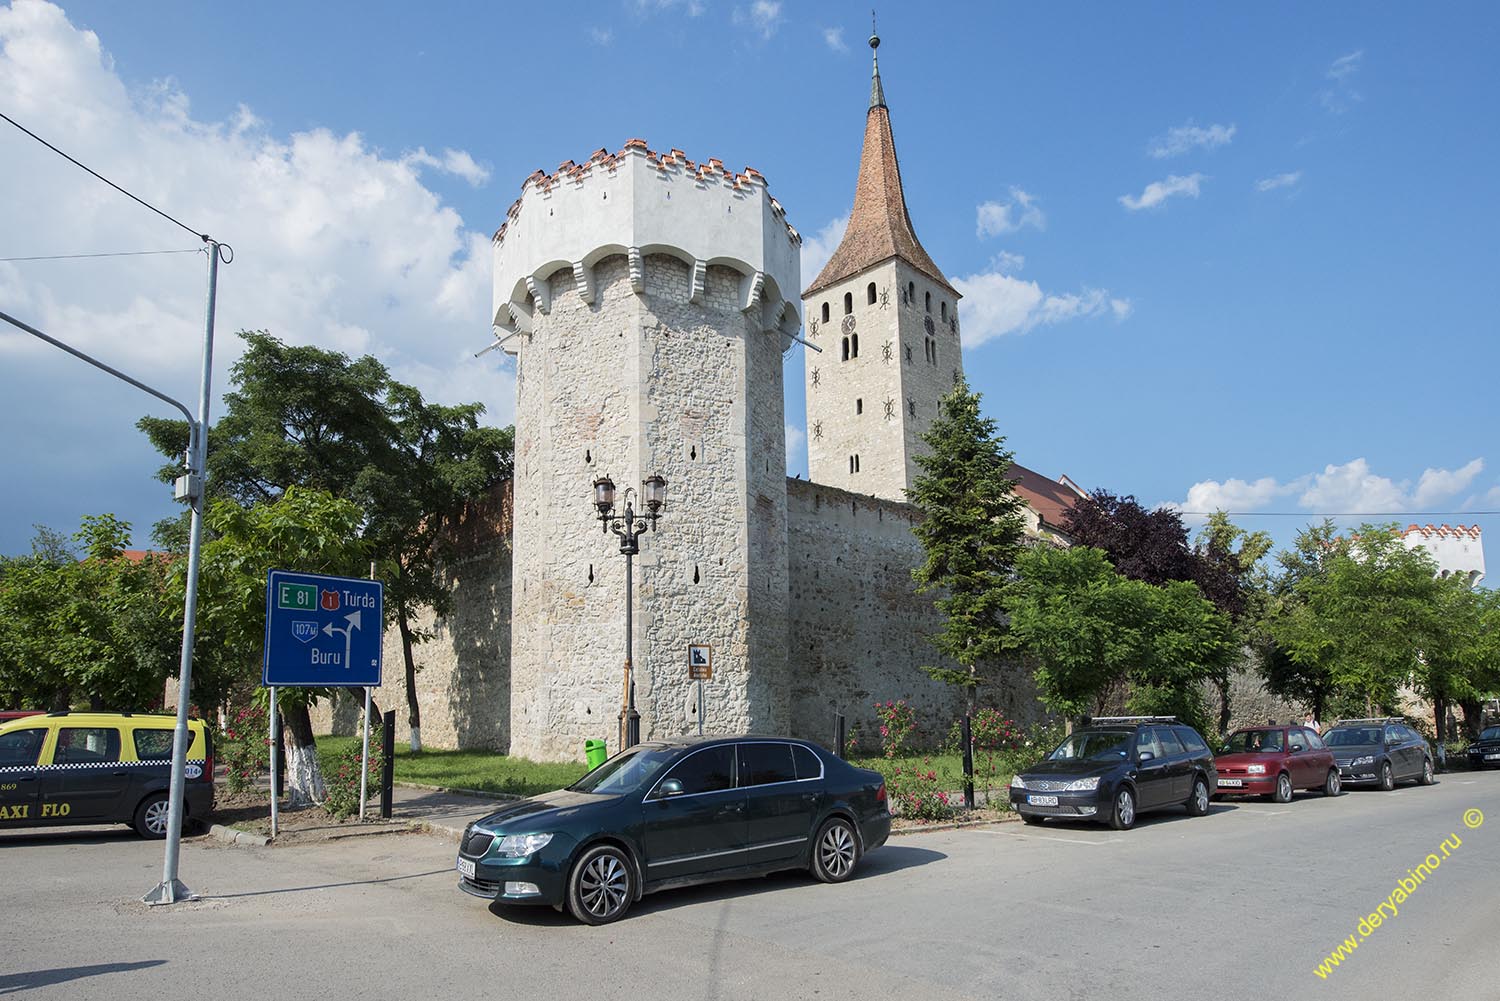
[[593, 473, 667, 749]]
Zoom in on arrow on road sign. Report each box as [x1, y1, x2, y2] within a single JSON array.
[[322, 610, 362, 670]]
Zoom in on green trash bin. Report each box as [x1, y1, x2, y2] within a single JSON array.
[[585, 739, 608, 770]]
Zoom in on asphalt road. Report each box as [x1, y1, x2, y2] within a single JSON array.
[[4, 771, 1498, 1001]]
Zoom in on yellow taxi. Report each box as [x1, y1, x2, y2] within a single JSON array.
[[0, 712, 214, 838]]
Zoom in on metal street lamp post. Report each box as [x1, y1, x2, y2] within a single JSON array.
[[594, 473, 667, 750]]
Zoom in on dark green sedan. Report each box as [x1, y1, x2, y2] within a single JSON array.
[[455, 735, 890, 924]]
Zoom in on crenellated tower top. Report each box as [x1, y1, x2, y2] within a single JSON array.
[[491, 140, 802, 351]]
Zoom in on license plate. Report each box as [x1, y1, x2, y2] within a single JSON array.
[[1486, 754, 1500, 761], [456, 856, 476, 880], [1026, 795, 1059, 807], [1218, 778, 1243, 788]]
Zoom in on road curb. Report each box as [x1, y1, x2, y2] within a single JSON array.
[[208, 823, 269, 848], [891, 813, 1020, 836], [394, 780, 526, 802]]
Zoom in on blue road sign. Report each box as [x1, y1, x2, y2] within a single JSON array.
[[263, 570, 383, 687]]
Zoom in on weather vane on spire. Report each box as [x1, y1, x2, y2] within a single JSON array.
[[868, 9, 885, 109]]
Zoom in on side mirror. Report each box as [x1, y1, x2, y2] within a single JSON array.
[[1291, 744, 1305, 753], [656, 778, 685, 798], [1138, 750, 1156, 763]]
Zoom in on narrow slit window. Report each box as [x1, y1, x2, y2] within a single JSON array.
[[821, 302, 830, 323], [843, 292, 853, 315], [924, 291, 932, 313], [841, 336, 850, 361], [855, 398, 863, 415], [867, 282, 877, 305], [851, 333, 859, 358], [940, 301, 947, 322]]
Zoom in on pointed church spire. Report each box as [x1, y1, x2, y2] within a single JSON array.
[[803, 26, 955, 298], [869, 13, 885, 109]]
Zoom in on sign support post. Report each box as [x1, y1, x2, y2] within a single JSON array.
[[268, 688, 279, 839], [358, 686, 372, 820]]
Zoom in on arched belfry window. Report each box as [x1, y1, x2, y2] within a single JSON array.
[[940, 301, 947, 322], [907, 281, 915, 303], [867, 282, 877, 305], [851, 333, 859, 358], [843, 292, 853, 315], [841, 337, 850, 361], [821, 302, 830, 323], [924, 291, 932, 313]]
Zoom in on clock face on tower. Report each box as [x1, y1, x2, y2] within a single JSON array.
[[841, 314, 856, 335]]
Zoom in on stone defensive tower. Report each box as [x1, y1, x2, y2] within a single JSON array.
[[802, 30, 964, 504], [493, 142, 803, 760]]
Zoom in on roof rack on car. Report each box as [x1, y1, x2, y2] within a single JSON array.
[[1089, 716, 1179, 724], [1333, 717, 1404, 725]]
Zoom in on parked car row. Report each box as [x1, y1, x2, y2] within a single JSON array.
[[1009, 715, 1439, 830]]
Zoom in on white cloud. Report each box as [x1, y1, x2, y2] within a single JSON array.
[[1255, 170, 1303, 192], [734, 1, 782, 39], [402, 147, 491, 187], [633, 0, 705, 15], [0, 3, 511, 475], [1148, 122, 1236, 159], [952, 271, 1129, 348], [590, 26, 613, 45], [1172, 457, 1487, 517], [1413, 458, 1484, 507], [822, 27, 846, 52], [1322, 50, 1364, 113], [799, 212, 849, 288], [1484, 485, 1500, 506], [1119, 173, 1205, 212], [975, 187, 1044, 238], [784, 423, 805, 469], [989, 251, 1025, 273]]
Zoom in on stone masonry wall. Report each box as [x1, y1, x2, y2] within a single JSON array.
[[785, 477, 1042, 750]]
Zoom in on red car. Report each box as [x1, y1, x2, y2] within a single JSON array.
[[1213, 725, 1341, 801], [0, 711, 43, 723]]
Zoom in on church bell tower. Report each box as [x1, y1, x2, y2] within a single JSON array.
[[801, 28, 964, 503]]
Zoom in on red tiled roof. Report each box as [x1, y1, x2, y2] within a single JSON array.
[[1009, 463, 1087, 530], [803, 65, 955, 298]]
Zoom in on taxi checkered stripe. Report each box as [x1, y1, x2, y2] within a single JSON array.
[[0, 759, 205, 773]]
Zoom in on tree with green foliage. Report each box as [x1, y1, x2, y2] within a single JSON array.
[[1258, 520, 1342, 722], [1003, 545, 1236, 735], [0, 517, 177, 712], [183, 487, 369, 805], [1268, 523, 1443, 717], [1193, 511, 1275, 730], [907, 377, 1028, 713], [139, 330, 512, 751], [1416, 576, 1500, 741]]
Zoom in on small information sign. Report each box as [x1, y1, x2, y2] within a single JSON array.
[[687, 644, 713, 680]]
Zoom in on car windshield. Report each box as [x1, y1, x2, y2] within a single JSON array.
[[1047, 730, 1130, 762], [1325, 727, 1381, 747], [567, 744, 677, 795], [1219, 729, 1284, 754], [1479, 726, 1500, 741]]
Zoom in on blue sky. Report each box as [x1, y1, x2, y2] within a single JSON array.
[[1, 1, 1496, 577]]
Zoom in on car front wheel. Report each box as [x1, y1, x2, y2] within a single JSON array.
[[1109, 787, 1136, 831], [566, 844, 634, 925], [1379, 761, 1395, 791], [811, 817, 860, 883], [1272, 773, 1294, 804], [1186, 777, 1210, 816]]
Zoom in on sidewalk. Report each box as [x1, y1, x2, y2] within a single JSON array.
[[387, 783, 516, 841]]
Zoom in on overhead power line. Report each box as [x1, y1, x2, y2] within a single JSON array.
[[1176, 510, 1499, 518], [0, 111, 210, 243], [0, 248, 204, 263]]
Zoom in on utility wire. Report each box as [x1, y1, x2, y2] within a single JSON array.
[[1177, 511, 1499, 518], [0, 110, 210, 243], [0, 248, 204, 263]]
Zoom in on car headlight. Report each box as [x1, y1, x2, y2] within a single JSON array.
[[1351, 755, 1375, 767], [493, 833, 554, 858], [1063, 776, 1100, 792], [1010, 775, 1027, 790], [1246, 764, 1266, 774]]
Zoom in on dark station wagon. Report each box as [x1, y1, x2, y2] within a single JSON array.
[[455, 735, 890, 924]]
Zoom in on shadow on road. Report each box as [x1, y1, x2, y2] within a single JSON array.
[[0, 960, 166, 995], [202, 867, 452, 900], [0, 827, 208, 847], [489, 843, 947, 926]]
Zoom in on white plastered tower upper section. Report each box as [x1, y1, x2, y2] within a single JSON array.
[[492, 142, 802, 343]]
